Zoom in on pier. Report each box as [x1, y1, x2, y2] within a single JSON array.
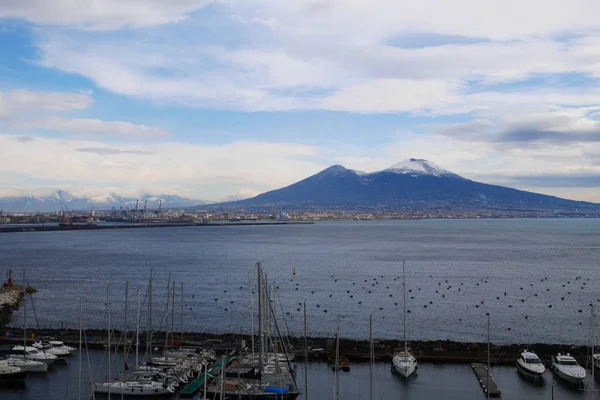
[[472, 363, 501, 397], [179, 356, 230, 397]]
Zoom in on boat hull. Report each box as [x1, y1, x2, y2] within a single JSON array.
[[392, 363, 417, 378], [552, 365, 585, 386], [93, 382, 174, 397], [6, 359, 48, 373], [0, 369, 28, 386], [516, 362, 544, 383], [204, 390, 301, 400]]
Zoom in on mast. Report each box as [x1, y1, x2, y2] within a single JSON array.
[[592, 304, 595, 397], [487, 315, 490, 400], [171, 281, 175, 351], [304, 300, 308, 400], [107, 288, 111, 398], [180, 282, 184, 347], [146, 270, 153, 358], [124, 281, 129, 345], [369, 312, 374, 400], [403, 261, 407, 354], [22, 269, 26, 358], [135, 286, 140, 369], [334, 317, 340, 400], [249, 273, 255, 366], [164, 273, 171, 352], [78, 298, 82, 400], [257, 262, 264, 380]]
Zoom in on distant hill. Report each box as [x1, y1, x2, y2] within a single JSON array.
[[217, 158, 598, 212], [0, 190, 204, 213]]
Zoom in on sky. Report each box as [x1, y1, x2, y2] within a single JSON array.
[[2, 1, 600, 202]]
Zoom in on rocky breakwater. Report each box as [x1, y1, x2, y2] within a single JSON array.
[[0, 286, 25, 329]]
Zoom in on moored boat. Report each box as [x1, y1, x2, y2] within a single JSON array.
[[0, 361, 28, 386], [551, 353, 585, 386], [516, 350, 545, 383], [11, 346, 57, 364], [5, 356, 48, 373]]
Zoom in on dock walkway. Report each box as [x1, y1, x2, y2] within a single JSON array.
[[471, 363, 501, 397], [180, 356, 230, 397]]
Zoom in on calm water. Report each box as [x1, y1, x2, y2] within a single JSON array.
[[0, 349, 596, 400], [2, 219, 600, 344]]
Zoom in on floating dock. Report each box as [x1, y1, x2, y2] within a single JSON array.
[[471, 363, 501, 397], [179, 356, 230, 397]]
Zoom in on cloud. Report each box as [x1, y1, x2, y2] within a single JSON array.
[[77, 147, 153, 155], [435, 107, 600, 145], [26, 116, 173, 138], [506, 173, 600, 188], [0, 134, 326, 200], [0, 90, 93, 119], [0, 0, 213, 30]]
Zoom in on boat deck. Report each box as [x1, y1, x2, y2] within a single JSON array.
[[471, 363, 501, 397]]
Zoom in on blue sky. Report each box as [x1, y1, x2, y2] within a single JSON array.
[[2, 1, 600, 201]]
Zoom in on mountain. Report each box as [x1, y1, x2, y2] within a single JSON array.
[[0, 190, 205, 213], [218, 158, 598, 212]]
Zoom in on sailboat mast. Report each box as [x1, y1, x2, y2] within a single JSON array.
[[180, 282, 184, 347], [369, 313, 373, 400], [135, 286, 140, 369], [304, 300, 308, 400], [487, 315, 490, 400], [171, 281, 175, 351], [257, 262, 264, 380], [107, 288, 111, 398], [78, 298, 82, 400], [334, 318, 340, 400], [592, 304, 595, 394], [403, 261, 407, 353], [22, 269, 26, 357], [249, 273, 255, 366], [146, 271, 153, 358], [164, 273, 171, 351], [124, 281, 129, 343]]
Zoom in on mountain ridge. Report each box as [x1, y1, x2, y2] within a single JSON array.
[[214, 159, 598, 211]]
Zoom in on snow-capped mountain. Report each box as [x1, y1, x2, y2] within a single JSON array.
[[217, 158, 599, 211], [0, 190, 205, 213], [382, 158, 461, 178]]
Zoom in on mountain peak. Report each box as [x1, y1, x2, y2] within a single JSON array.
[[385, 158, 459, 178]]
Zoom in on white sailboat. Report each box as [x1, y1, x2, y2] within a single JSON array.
[[392, 261, 418, 378]]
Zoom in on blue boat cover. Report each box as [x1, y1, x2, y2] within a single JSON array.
[[264, 387, 289, 394]]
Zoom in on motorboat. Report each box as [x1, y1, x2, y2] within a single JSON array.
[[593, 354, 600, 383], [551, 353, 585, 385], [93, 380, 176, 396], [48, 340, 76, 353], [392, 349, 418, 378], [516, 350, 545, 383], [32, 341, 71, 358], [0, 361, 28, 386], [11, 346, 57, 364], [5, 356, 48, 372]]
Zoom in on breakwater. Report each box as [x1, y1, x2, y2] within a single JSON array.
[[0, 220, 314, 233], [0, 328, 589, 366], [0, 287, 25, 328]]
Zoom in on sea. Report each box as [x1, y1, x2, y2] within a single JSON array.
[[2, 219, 600, 345]]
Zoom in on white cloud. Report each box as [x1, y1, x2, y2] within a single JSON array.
[[0, 134, 326, 200], [0, 0, 213, 30], [28, 116, 172, 138], [0, 90, 93, 119]]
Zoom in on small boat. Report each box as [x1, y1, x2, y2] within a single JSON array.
[[329, 355, 350, 372], [5, 356, 48, 372], [551, 353, 585, 386], [516, 350, 545, 383], [11, 346, 57, 364], [48, 340, 77, 353], [593, 354, 600, 383], [0, 361, 28, 386]]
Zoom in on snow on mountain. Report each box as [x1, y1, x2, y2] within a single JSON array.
[[383, 158, 461, 178]]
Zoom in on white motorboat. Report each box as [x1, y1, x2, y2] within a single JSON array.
[[0, 361, 28, 385], [5, 356, 48, 372], [392, 261, 418, 378], [516, 350, 545, 383], [48, 340, 76, 353], [593, 354, 600, 383], [551, 353, 585, 385], [32, 341, 71, 358], [93, 380, 175, 396], [11, 346, 57, 364]]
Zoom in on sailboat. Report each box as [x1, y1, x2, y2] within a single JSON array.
[[392, 261, 418, 378]]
